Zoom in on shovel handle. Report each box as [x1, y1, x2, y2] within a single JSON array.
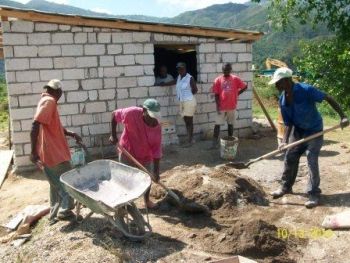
[[250, 124, 342, 164]]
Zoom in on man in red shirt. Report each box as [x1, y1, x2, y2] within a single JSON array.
[[109, 99, 162, 209], [30, 79, 82, 224], [210, 63, 247, 148]]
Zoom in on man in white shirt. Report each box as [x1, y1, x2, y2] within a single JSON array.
[[155, 65, 174, 85]]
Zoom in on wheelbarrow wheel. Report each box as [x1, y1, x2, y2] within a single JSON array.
[[111, 202, 151, 241]]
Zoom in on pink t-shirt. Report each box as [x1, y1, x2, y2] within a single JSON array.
[[212, 74, 246, 111], [114, 107, 162, 165]]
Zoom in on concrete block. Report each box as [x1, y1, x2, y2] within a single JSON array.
[[11, 21, 34, 33], [89, 90, 98, 101], [86, 102, 107, 113], [238, 109, 252, 119], [246, 43, 252, 52], [58, 104, 79, 115], [76, 56, 98, 67], [124, 65, 144, 76], [143, 43, 154, 54], [123, 43, 143, 54], [62, 45, 83, 56], [153, 33, 163, 41], [238, 90, 252, 100], [19, 94, 41, 107], [132, 32, 150, 42], [7, 83, 32, 95], [115, 55, 135, 66], [88, 68, 98, 78], [149, 86, 169, 97], [1, 21, 10, 32], [72, 114, 93, 125], [99, 56, 114, 67], [82, 79, 103, 90], [237, 72, 253, 82], [28, 33, 51, 45], [74, 32, 88, 44], [112, 32, 132, 43], [117, 99, 136, 108], [232, 63, 247, 72], [216, 43, 232, 53], [143, 65, 154, 75], [84, 44, 105, 55], [107, 100, 117, 111], [30, 58, 53, 69], [72, 26, 83, 32], [237, 100, 247, 110], [97, 33, 111, 43], [14, 46, 38, 57], [20, 119, 33, 131], [198, 43, 215, 53], [117, 77, 137, 88], [200, 63, 217, 73], [198, 73, 208, 83], [87, 33, 97, 43], [201, 103, 216, 113], [231, 43, 247, 53], [104, 78, 116, 89], [196, 94, 208, 103], [14, 156, 33, 167], [107, 44, 122, 54], [11, 108, 34, 120], [63, 69, 85, 80], [12, 121, 21, 132], [222, 53, 237, 63], [38, 45, 61, 57], [40, 70, 63, 81], [3, 46, 14, 58], [238, 53, 252, 62], [5, 58, 29, 70], [59, 25, 71, 31], [103, 67, 124, 78], [53, 57, 76, 69], [117, 89, 129, 99], [52, 33, 73, 44], [129, 87, 148, 98], [99, 89, 116, 100], [135, 54, 154, 65], [83, 27, 94, 32], [35, 23, 58, 32], [205, 53, 221, 63], [67, 91, 88, 102], [9, 96, 19, 108], [137, 76, 154, 87], [14, 144, 23, 156], [88, 123, 110, 135], [16, 71, 40, 83], [3, 33, 27, 46], [6, 72, 16, 83]]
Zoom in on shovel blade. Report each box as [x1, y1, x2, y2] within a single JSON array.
[[226, 161, 249, 169]]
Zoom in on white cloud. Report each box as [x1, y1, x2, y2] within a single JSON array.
[[13, 0, 69, 4], [156, 0, 247, 10], [91, 7, 113, 15]]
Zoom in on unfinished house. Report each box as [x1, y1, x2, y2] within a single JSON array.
[[0, 7, 263, 171]]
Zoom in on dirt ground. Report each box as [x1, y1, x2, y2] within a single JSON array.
[[0, 122, 350, 263]]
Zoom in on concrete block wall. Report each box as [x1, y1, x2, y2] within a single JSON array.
[[3, 20, 253, 170]]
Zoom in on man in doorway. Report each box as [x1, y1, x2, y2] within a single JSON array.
[[30, 79, 82, 224], [269, 67, 349, 208], [109, 99, 162, 209], [155, 65, 174, 86], [210, 63, 247, 149]]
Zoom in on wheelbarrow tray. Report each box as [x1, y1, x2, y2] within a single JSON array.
[[60, 160, 151, 215]]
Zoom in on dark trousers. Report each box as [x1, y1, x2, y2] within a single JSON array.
[[281, 128, 323, 195]]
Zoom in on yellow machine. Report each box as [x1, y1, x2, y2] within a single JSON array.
[[265, 58, 288, 70]]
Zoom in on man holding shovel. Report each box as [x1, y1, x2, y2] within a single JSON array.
[[269, 68, 349, 208], [109, 99, 162, 209], [30, 79, 82, 223]]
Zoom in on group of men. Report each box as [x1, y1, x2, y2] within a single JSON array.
[[30, 63, 348, 224]]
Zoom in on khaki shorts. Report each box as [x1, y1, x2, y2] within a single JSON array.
[[215, 110, 236, 125], [180, 98, 197, 117]]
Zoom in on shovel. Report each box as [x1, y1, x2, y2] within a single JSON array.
[[228, 123, 343, 169], [117, 145, 182, 205]]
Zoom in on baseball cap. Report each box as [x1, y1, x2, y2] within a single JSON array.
[[268, 67, 293, 85], [45, 79, 63, 90], [176, 62, 186, 69], [143, 99, 161, 120]]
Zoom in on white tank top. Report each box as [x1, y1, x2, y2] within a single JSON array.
[[176, 73, 193, 102]]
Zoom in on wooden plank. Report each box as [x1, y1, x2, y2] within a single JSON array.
[[253, 87, 277, 132], [0, 8, 263, 41], [0, 150, 13, 188]]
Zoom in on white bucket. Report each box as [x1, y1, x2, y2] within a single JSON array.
[[220, 136, 239, 160]]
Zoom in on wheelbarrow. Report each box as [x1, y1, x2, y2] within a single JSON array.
[[60, 159, 152, 240]]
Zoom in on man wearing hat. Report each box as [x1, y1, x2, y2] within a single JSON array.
[[269, 68, 349, 208], [109, 99, 162, 209], [30, 79, 82, 223]]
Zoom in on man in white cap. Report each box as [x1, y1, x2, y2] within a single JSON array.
[[109, 98, 162, 209], [30, 79, 82, 223], [269, 68, 349, 208]]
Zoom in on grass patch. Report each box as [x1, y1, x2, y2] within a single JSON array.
[[0, 76, 8, 132]]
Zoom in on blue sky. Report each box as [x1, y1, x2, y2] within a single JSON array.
[[14, 0, 248, 17]]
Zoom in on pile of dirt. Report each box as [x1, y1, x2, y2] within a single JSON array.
[[152, 164, 269, 213]]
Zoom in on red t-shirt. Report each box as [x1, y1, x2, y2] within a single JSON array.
[[114, 107, 162, 165], [212, 74, 246, 111]]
